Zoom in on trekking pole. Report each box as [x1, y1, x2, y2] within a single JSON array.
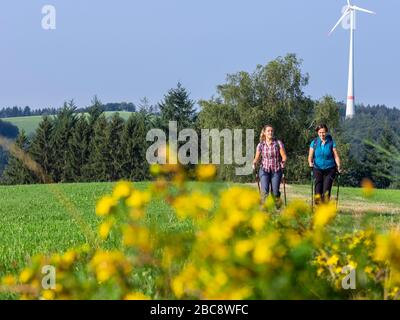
[[254, 166, 260, 196], [336, 171, 341, 210], [310, 168, 314, 212], [283, 170, 287, 206]]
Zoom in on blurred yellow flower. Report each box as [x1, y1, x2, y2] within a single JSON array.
[[250, 212, 267, 232], [327, 254, 339, 266], [361, 178, 374, 198], [207, 223, 232, 243], [149, 164, 161, 176], [173, 192, 213, 220], [172, 277, 184, 298], [253, 232, 280, 264], [19, 268, 33, 283], [112, 181, 132, 200], [126, 190, 151, 209], [364, 266, 373, 275], [41, 290, 55, 300], [61, 249, 76, 267], [374, 231, 400, 263], [234, 240, 254, 258], [99, 219, 114, 240], [95, 196, 116, 216], [122, 225, 151, 251], [2, 275, 16, 286], [374, 234, 390, 262], [196, 164, 217, 181], [124, 292, 151, 300], [90, 250, 132, 283], [221, 187, 259, 212], [313, 202, 337, 228]]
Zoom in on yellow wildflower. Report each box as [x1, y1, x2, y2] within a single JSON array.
[[228, 286, 253, 300], [253, 232, 280, 264], [61, 249, 76, 267], [122, 225, 151, 251], [19, 268, 33, 283], [235, 240, 254, 258], [149, 164, 161, 176], [374, 234, 390, 262], [326, 254, 339, 266], [173, 192, 213, 220], [220, 187, 259, 212], [313, 202, 337, 228], [41, 290, 55, 300], [112, 181, 132, 200], [2, 275, 16, 286], [99, 219, 114, 240], [364, 266, 373, 275], [172, 277, 184, 298], [361, 178, 374, 198], [196, 164, 217, 181], [126, 190, 151, 209], [90, 250, 132, 282], [124, 292, 151, 300], [95, 196, 116, 216], [250, 212, 267, 232]]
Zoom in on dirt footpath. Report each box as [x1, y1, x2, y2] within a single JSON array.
[[245, 183, 400, 214]]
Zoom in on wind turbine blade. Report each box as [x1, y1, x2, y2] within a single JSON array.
[[329, 9, 350, 35], [352, 6, 376, 14], [347, 0, 350, 6]]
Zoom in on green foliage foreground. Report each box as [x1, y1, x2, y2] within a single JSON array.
[[0, 165, 400, 299]]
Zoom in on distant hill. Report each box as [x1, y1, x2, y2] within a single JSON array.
[[1, 111, 134, 135], [0, 102, 136, 118]]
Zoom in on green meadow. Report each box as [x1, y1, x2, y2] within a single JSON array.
[[1, 111, 134, 135], [0, 181, 399, 279]]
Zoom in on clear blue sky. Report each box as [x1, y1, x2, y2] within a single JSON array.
[[0, 0, 398, 109]]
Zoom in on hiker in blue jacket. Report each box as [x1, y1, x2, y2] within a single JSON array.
[[308, 124, 341, 204]]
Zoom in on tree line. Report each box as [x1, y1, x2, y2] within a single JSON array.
[[0, 54, 399, 188], [0, 102, 136, 118], [1, 86, 196, 185]]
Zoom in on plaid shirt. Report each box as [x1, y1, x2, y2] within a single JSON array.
[[257, 140, 284, 172]]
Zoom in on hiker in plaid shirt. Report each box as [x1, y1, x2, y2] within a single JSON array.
[[253, 125, 287, 205]]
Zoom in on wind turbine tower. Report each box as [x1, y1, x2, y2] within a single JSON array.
[[329, 1, 375, 119]]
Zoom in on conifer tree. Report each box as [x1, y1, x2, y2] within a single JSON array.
[[122, 112, 148, 180], [87, 114, 108, 181], [82, 96, 104, 181], [67, 115, 90, 182], [51, 101, 77, 182], [30, 115, 54, 180], [106, 113, 125, 181], [158, 82, 196, 132]]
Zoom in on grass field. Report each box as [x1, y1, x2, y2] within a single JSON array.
[[1, 111, 134, 135], [0, 181, 399, 280]]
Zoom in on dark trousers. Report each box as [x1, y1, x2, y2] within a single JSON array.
[[313, 167, 336, 203]]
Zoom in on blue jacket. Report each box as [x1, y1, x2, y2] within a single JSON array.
[[310, 135, 337, 170]]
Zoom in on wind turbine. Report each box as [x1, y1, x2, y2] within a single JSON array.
[[329, 0, 375, 119]]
